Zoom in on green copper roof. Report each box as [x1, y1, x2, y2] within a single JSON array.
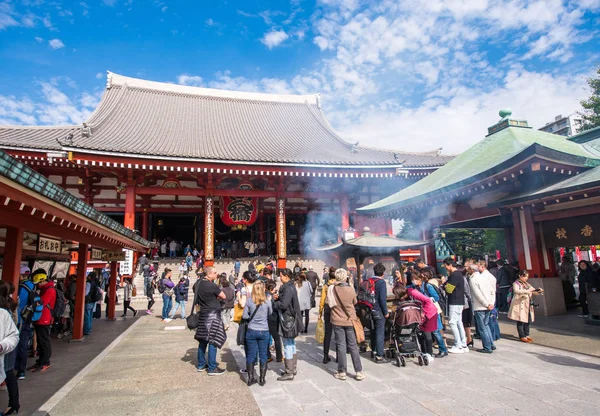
[[0, 150, 150, 248], [358, 125, 600, 214], [497, 165, 600, 205]]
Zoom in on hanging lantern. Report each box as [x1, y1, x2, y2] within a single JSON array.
[[220, 183, 258, 229]]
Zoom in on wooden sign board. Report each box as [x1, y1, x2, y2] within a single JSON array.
[[102, 251, 126, 262], [345, 258, 357, 269], [38, 236, 62, 254], [91, 248, 103, 260]]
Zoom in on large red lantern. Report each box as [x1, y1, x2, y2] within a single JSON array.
[[220, 184, 258, 230]]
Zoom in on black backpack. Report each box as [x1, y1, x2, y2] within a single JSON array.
[[429, 283, 447, 315], [51, 288, 67, 320], [158, 279, 166, 294], [86, 282, 103, 303], [357, 278, 378, 309]]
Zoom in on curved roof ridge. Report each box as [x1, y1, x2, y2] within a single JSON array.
[[107, 71, 319, 105], [85, 82, 129, 128]]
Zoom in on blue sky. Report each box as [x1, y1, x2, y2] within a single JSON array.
[[1, 0, 599, 153]]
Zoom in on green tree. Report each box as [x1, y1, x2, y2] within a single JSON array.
[[580, 66, 600, 130], [396, 219, 422, 240], [444, 228, 507, 261]]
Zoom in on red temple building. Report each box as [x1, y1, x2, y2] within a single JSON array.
[[0, 72, 451, 268]]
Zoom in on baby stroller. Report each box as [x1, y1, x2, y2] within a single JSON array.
[[388, 300, 429, 367]]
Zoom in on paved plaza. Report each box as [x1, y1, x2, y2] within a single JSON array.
[[23, 306, 600, 416]]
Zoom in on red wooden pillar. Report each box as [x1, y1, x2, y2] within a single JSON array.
[[276, 196, 287, 269], [72, 244, 88, 341], [512, 209, 527, 272], [124, 182, 136, 230], [340, 196, 349, 231], [522, 206, 543, 277], [107, 261, 118, 320], [258, 200, 265, 243], [204, 196, 215, 267], [142, 209, 149, 240], [504, 227, 515, 264], [2, 227, 23, 301]]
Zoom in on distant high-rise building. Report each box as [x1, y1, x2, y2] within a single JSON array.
[[539, 113, 583, 137]]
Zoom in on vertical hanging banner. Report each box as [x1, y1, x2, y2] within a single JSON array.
[[276, 197, 286, 260], [559, 247, 565, 259], [204, 196, 214, 262], [575, 246, 581, 262], [591, 246, 597, 262], [119, 249, 134, 275]]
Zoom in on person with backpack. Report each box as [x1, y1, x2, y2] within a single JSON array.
[[15, 266, 40, 380], [28, 269, 56, 373], [84, 272, 102, 336], [411, 271, 448, 358], [360, 263, 388, 363], [170, 277, 188, 320], [122, 278, 138, 318], [160, 269, 175, 322]]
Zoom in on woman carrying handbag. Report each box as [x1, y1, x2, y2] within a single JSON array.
[[241, 282, 272, 386], [330, 269, 365, 381], [273, 269, 302, 381]]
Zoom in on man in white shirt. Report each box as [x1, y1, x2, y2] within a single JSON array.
[[471, 261, 497, 354], [169, 240, 177, 258]]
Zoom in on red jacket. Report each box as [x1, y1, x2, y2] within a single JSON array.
[[37, 281, 57, 325]]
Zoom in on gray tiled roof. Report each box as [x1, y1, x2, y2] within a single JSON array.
[[0, 72, 452, 168]]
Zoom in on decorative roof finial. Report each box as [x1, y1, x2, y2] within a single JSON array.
[[499, 108, 512, 119]]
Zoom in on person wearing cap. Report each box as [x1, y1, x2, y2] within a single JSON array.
[[15, 266, 33, 380], [29, 269, 56, 373]]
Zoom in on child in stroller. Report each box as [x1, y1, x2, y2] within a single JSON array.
[[388, 283, 438, 366]]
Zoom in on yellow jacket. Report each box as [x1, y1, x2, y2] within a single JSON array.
[[319, 279, 336, 317]]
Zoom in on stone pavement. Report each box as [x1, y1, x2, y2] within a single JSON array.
[[20, 303, 600, 416], [1, 316, 139, 415], [43, 313, 260, 416], [228, 309, 600, 416]]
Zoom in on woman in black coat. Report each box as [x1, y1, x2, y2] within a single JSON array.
[[272, 268, 302, 381]]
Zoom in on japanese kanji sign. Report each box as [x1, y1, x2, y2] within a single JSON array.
[[91, 248, 103, 260], [37, 236, 61, 254], [543, 214, 600, 247]]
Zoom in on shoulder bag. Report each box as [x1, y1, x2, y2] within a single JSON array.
[[333, 286, 365, 344], [236, 304, 261, 346], [186, 283, 201, 330]]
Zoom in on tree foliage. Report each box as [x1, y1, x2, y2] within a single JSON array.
[[580, 66, 600, 130], [443, 228, 507, 261]]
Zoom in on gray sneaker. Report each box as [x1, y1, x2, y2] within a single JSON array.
[[208, 368, 226, 376], [355, 371, 366, 381]]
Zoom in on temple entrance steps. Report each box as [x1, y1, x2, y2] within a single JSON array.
[[129, 256, 328, 301]]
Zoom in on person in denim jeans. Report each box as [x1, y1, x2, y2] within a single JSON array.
[[443, 258, 468, 353], [170, 277, 188, 320], [273, 269, 301, 381], [370, 263, 389, 363], [471, 261, 497, 353], [160, 269, 175, 322], [242, 281, 272, 386], [84, 273, 100, 336]]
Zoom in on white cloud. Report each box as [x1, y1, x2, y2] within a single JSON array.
[[0, 79, 97, 126], [96, 72, 104, 79], [205, 18, 214, 26], [334, 68, 589, 153], [177, 74, 203, 87], [48, 38, 65, 49], [103, 0, 118, 6], [161, 6, 168, 13], [261, 29, 289, 49], [35, 36, 43, 43]]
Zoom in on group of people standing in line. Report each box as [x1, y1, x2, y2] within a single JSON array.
[[183, 254, 569, 386]]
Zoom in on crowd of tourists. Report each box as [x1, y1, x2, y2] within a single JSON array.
[[184, 254, 580, 386]]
